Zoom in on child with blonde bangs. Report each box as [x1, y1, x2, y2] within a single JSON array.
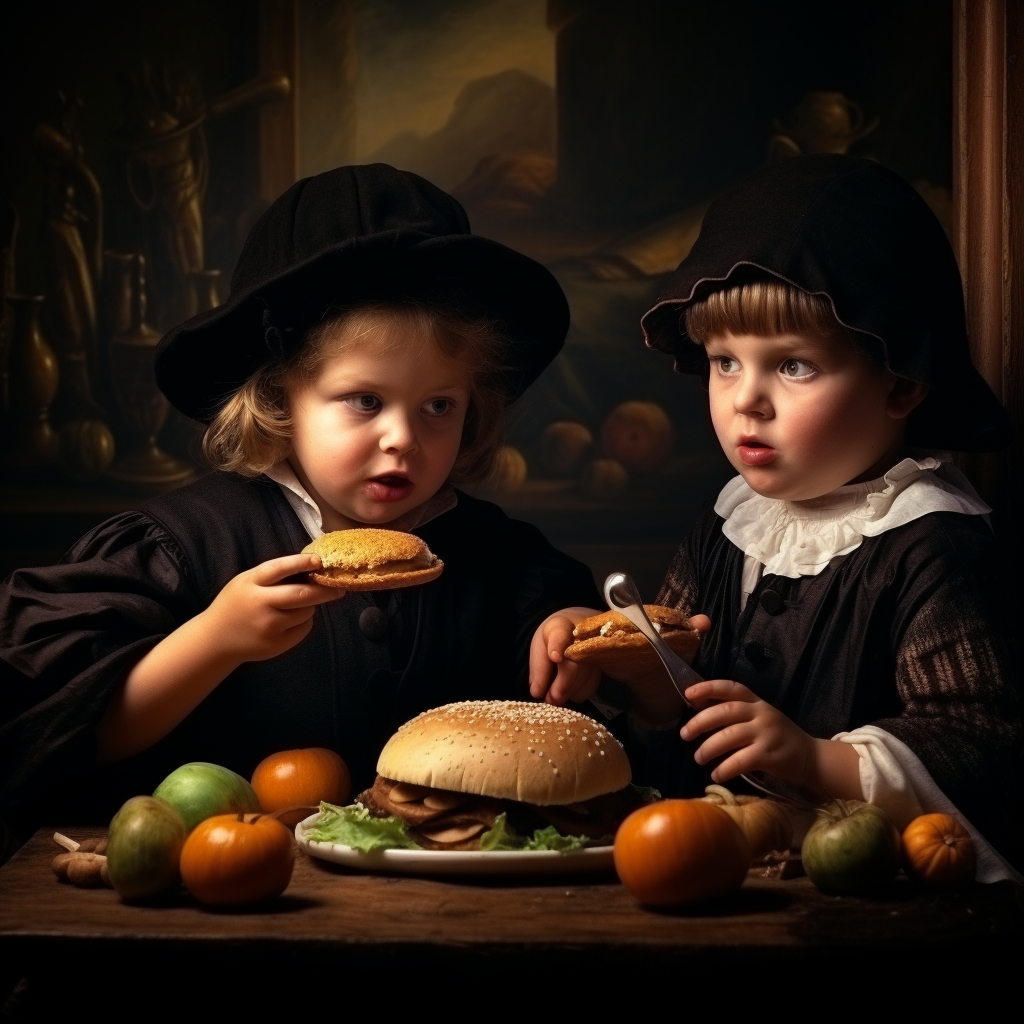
[[531, 155, 1021, 879], [203, 302, 508, 486], [0, 165, 600, 849]]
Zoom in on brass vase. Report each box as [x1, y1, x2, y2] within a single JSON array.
[[106, 253, 193, 491], [103, 250, 136, 337], [2, 294, 60, 467]]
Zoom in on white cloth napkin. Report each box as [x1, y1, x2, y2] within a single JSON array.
[[834, 726, 1022, 884]]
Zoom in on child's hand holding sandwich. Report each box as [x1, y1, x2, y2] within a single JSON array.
[[528, 605, 711, 725]]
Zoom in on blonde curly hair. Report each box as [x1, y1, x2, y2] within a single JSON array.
[[202, 301, 510, 484]]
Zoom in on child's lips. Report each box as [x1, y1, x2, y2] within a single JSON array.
[[365, 474, 414, 502], [737, 440, 777, 466]]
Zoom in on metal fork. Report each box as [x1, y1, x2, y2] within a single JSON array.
[[603, 571, 807, 804], [603, 572, 702, 703]]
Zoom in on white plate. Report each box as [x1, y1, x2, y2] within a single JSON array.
[[294, 814, 615, 876]]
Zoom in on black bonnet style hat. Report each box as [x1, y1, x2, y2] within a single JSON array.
[[640, 154, 1010, 452], [156, 163, 570, 422]]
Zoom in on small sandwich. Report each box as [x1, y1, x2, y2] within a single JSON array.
[[300, 700, 656, 852], [302, 528, 443, 591], [563, 604, 701, 673]]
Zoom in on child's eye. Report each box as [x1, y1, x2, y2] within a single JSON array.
[[344, 394, 382, 412], [713, 356, 739, 375], [779, 358, 815, 378], [423, 398, 454, 417]]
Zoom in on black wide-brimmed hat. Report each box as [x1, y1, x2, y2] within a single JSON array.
[[155, 163, 570, 422], [640, 154, 1011, 452]]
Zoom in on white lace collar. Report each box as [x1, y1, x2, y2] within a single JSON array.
[[263, 461, 458, 541], [716, 454, 990, 579]]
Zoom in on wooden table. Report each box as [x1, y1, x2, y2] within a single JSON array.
[[1, 826, 1022, 1013]]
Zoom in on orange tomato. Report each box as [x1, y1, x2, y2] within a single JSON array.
[[901, 812, 976, 886], [180, 812, 295, 906], [613, 798, 751, 908], [251, 747, 351, 827]]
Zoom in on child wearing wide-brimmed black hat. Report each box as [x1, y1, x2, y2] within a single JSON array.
[[531, 154, 1022, 878], [0, 164, 601, 849]]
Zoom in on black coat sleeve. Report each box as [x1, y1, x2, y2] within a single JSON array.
[[874, 516, 1023, 866], [0, 512, 200, 839]]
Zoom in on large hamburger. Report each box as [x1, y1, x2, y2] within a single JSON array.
[[301, 701, 654, 851]]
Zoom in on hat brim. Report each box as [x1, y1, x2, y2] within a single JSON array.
[[155, 231, 569, 422], [641, 268, 1012, 454]]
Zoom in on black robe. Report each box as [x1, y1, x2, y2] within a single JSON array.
[[643, 500, 1023, 869], [0, 473, 600, 843]]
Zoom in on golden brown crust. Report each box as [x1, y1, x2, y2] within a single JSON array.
[[302, 528, 443, 590], [377, 700, 631, 806], [564, 604, 701, 672], [308, 563, 444, 591], [571, 604, 689, 641]]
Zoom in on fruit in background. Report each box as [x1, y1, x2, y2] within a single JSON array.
[[153, 761, 261, 833], [801, 799, 901, 895], [251, 747, 352, 828], [105, 795, 187, 901], [487, 445, 528, 493], [601, 400, 674, 474], [540, 421, 593, 477], [580, 457, 628, 499], [701, 785, 793, 859], [901, 812, 976, 886], [180, 812, 296, 907], [613, 798, 751, 908]]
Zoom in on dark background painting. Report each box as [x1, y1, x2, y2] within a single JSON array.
[[0, 0, 953, 598]]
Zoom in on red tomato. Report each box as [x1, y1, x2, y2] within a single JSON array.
[[180, 812, 295, 906], [251, 747, 351, 827], [613, 799, 751, 907]]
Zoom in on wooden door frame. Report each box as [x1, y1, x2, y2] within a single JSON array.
[[952, 0, 1023, 518]]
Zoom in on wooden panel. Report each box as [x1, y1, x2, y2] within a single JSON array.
[[258, 0, 299, 203], [1005, 1, 1024, 519], [952, 0, 1023, 522]]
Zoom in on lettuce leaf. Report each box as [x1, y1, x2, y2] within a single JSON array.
[[521, 826, 591, 852], [478, 813, 597, 852], [478, 812, 527, 851], [305, 803, 608, 854], [302, 801, 420, 852]]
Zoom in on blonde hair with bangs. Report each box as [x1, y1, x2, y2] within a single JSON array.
[[202, 302, 510, 483], [685, 277, 871, 356]]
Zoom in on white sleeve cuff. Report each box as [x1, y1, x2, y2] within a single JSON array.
[[833, 725, 1022, 885]]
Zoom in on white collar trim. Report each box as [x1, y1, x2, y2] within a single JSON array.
[[263, 461, 458, 541], [715, 454, 990, 579]]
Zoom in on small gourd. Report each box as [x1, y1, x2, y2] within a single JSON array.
[[901, 812, 975, 886], [702, 784, 793, 858]]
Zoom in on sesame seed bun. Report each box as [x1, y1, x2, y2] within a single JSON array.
[[376, 700, 631, 806], [563, 604, 700, 673], [302, 528, 443, 591]]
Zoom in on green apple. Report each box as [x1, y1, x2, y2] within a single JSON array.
[[801, 798, 901, 896], [106, 795, 187, 901], [153, 761, 261, 833]]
